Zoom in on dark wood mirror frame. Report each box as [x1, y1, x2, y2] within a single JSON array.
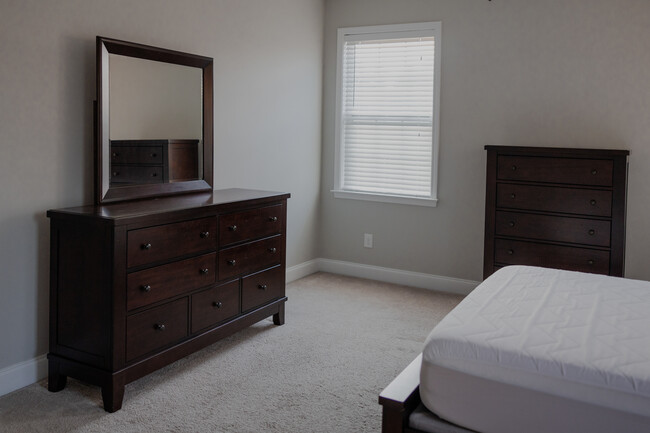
[[95, 36, 213, 204]]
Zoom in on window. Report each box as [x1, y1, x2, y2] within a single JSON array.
[[333, 22, 441, 207]]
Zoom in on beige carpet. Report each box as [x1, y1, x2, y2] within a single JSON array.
[[0, 272, 463, 433]]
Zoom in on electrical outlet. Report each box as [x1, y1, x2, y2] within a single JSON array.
[[364, 233, 373, 248]]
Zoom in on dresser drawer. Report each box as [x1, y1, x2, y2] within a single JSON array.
[[495, 211, 611, 247], [126, 298, 188, 362], [111, 165, 163, 185], [128, 217, 217, 268], [497, 156, 613, 186], [219, 204, 283, 246], [218, 235, 282, 280], [241, 265, 285, 312], [111, 145, 163, 165], [127, 253, 216, 311], [496, 184, 612, 217], [494, 239, 610, 274], [191, 280, 240, 333]]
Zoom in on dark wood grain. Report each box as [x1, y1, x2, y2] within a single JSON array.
[[219, 204, 284, 246], [484, 146, 628, 279], [48, 190, 289, 412], [191, 280, 240, 333], [218, 235, 283, 280], [378, 355, 423, 433], [241, 265, 285, 312]]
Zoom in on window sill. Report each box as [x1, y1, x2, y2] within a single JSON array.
[[332, 190, 438, 207]]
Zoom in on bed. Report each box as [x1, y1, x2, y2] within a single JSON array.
[[379, 265, 650, 433]]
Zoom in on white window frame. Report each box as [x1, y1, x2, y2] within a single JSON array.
[[332, 22, 442, 207]]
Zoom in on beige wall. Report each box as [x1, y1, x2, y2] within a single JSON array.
[[0, 0, 323, 371], [322, 0, 650, 282]]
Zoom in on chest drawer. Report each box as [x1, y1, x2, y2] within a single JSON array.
[[497, 156, 613, 186], [218, 235, 282, 280], [111, 145, 163, 165], [127, 253, 216, 311], [191, 280, 240, 333], [241, 265, 285, 312], [128, 217, 217, 268], [219, 204, 283, 246], [496, 184, 612, 217], [111, 165, 163, 185], [495, 211, 611, 247], [126, 298, 188, 362], [494, 239, 610, 275]]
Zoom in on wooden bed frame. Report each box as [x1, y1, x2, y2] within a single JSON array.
[[378, 355, 426, 433]]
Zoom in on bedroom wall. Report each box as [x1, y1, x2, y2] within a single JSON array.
[[0, 0, 323, 376], [322, 0, 650, 282]]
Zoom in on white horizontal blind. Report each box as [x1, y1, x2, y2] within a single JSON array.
[[340, 35, 435, 197]]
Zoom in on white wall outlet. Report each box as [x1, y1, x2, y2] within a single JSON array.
[[364, 233, 373, 248]]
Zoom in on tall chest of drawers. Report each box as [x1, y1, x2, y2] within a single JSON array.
[[483, 146, 628, 279], [47, 189, 289, 412]]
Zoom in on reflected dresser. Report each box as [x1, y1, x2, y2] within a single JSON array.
[[484, 146, 628, 279], [47, 188, 289, 412]]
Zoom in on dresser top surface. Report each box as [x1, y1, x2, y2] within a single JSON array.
[[47, 188, 290, 222], [485, 145, 629, 158]]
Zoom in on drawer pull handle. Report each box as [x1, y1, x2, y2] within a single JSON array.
[[588, 229, 596, 235], [510, 193, 516, 199], [142, 243, 152, 250], [268, 247, 277, 253], [200, 268, 209, 274], [212, 301, 222, 308], [141, 285, 151, 292], [227, 259, 236, 266], [269, 216, 278, 222], [112, 172, 119, 177], [591, 169, 597, 175], [507, 249, 514, 255], [508, 221, 515, 228], [258, 284, 268, 290], [151, 153, 157, 158], [200, 231, 210, 238], [154, 324, 166, 331], [151, 173, 157, 177], [228, 225, 237, 232], [511, 165, 517, 171], [590, 199, 597, 206], [112, 152, 119, 158], [588, 259, 595, 265]]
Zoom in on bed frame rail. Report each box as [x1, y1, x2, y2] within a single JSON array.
[[378, 355, 423, 433]]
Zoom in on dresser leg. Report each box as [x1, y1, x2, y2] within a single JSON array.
[[47, 358, 67, 392], [101, 375, 125, 413], [273, 302, 285, 326]]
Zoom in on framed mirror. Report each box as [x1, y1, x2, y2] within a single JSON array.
[[95, 36, 213, 204]]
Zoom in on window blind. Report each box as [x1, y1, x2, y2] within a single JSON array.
[[340, 36, 435, 197]]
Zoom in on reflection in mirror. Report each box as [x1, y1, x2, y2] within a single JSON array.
[[109, 55, 203, 186]]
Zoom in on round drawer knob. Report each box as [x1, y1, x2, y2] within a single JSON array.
[[142, 243, 152, 250], [154, 324, 166, 331], [588, 259, 595, 265], [590, 200, 597, 206], [511, 165, 517, 171], [588, 229, 595, 235], [508, 221, 515, 228], [591, 169, 597, 175], [112, 172, 119, 177], [268, 247, 277, 253], [227, 259, 236, 266], [228, 225, 237, 232], [151, 173, 157, 177], [200, 231, 210, 238], [269, 216, 278, 222], [112, 152, 119, 158], [258, 284, 268, 290], [200, 268, 209, 274], [141, 285, 151, 292], [510, 193, 516, 199], [151, 153, 157, 157], [213, 301, 222, 308], [507, 249, 514, 255]]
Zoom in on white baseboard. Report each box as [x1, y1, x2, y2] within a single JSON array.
[[315, 258, 479, 296], [0, 354, 47, 397], [0, 259, 477, 398]]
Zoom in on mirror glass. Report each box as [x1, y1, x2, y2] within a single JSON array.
[[96, 37, 213, 204]]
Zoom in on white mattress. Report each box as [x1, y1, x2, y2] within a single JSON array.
[[420, 265, 650, 433]]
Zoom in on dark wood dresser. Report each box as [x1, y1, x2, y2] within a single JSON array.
[[484, 146, 628, 279], [47, 188, 289, 412]]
